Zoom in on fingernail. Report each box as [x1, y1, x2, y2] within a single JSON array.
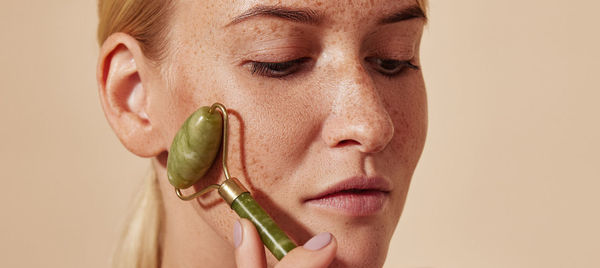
[[303, 232, 332, 251], [233, 220, 242, 248]]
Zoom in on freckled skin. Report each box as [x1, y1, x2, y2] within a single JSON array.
[[146, 0, 427, 267]]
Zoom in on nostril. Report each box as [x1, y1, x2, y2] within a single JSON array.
[[336, 139, 361, 147]]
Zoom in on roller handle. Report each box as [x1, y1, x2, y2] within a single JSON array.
[[231, 192, 297, 260]]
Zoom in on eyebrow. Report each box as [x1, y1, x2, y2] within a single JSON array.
[[225, 5, 426, 27], [226, 6, 320, 27], [379, 5, 427, 25]]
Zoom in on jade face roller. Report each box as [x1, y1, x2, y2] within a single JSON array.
[[166, 103, 297, 260]]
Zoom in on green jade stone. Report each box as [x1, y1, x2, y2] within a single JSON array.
[[167, 106, 223, 189], [231, 192, 297, 260]]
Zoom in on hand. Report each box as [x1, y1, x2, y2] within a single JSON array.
[[234, 219, 337, 268]]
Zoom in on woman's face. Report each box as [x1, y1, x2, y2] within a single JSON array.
[[151, 0, 426, 266]]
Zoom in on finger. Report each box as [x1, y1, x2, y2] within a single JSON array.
[[276, 232, 337, 268], [234, 218, 267, 268]]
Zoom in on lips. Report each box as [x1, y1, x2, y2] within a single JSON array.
[[304, 176, 392, 216]]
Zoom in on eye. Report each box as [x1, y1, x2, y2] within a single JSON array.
[[249, 57, 310, 78], [365, 57, 420, 77]]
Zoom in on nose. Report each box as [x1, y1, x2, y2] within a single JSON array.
[[321, 62, 394, 154]]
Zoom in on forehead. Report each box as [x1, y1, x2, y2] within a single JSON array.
[[176, 0, 423, 28]]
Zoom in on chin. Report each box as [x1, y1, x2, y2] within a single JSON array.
[[333, 232, 391, 268], [331, 253, 388, 268]]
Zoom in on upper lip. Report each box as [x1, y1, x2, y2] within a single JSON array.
[[305, 176, 392, 201]]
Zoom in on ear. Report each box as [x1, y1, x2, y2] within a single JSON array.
[[97, 33, 164, 157]]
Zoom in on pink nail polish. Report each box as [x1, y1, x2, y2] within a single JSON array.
[[233, 220, 242, 248], [303, 232, 332, 251]]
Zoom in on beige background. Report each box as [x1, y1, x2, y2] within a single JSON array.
[[1, 0, 598, 267]]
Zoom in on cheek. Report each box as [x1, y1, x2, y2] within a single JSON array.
[[385, 77, 428, 167], [157, 58, 227, 146], [215, 68, 328, 191], [230, 95, 323, 192]]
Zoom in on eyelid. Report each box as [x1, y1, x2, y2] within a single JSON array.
[[364, 41, 416, 62], [234, 42, 318, 66]]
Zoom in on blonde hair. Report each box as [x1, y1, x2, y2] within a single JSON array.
[[97, 1, 428, 267], [113, 168, 163, 268], [97, 0, 174, 61]]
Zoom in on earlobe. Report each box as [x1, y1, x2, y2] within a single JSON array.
[[97, 33, 164, 157]]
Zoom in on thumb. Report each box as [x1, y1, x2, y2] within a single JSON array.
[[276, 232, 337, 268], [234, 218, 267, 268], [233, 218, 337, 268]]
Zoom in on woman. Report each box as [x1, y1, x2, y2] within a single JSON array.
[[96, 0, 428, 267]]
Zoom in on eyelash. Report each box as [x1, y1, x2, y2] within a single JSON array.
[[249, 57, 419, 79], [365, 57, 420, 78], [250, 58, 311, 78]]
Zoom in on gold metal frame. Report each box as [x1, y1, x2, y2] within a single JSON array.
[[174, 103, 248, 204]]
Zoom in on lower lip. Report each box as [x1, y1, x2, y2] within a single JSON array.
[[305, 191, 387, 216]]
